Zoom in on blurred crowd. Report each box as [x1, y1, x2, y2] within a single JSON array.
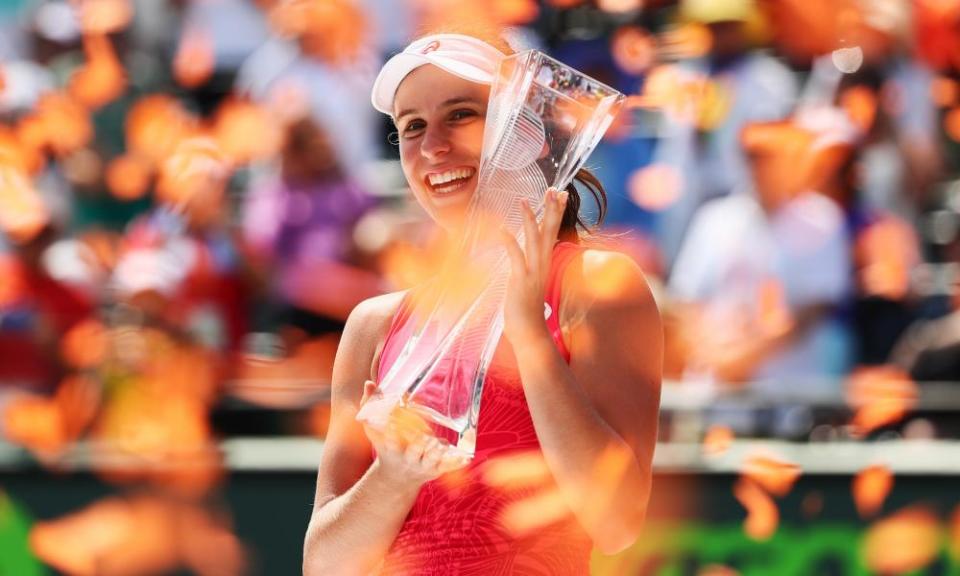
[[2, 0, 960, 572], [1, 0, 960, 457]]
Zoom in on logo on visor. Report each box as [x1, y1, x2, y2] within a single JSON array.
[[421, 41, 440, 54]]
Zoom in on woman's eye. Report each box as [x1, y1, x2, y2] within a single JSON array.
[[450, 109, 478, 121], [402, 120, 425, 136]]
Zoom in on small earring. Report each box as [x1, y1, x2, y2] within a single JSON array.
[[387, 132, 400, 146]]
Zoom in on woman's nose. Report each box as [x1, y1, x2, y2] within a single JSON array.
[[420, 125, 451, 161]]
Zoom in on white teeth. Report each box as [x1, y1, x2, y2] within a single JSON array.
[[427, 168, 474, 186]]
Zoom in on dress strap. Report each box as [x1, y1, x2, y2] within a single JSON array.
[[544, 241, 585, 364]]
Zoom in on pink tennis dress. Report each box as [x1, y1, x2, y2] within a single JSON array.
[[376, 241, 593, 575]]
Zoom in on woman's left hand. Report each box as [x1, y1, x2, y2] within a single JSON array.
[[500, 186, 568, 349]]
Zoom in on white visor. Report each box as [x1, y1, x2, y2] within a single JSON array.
[[371, 34, 505, 116]]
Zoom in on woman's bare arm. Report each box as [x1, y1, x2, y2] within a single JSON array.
[[302, 292, 417, 576], [513, 250, 662, 555], [500, 190, 662, 555]]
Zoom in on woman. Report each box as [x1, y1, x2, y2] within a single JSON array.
[[303, 32, 662, 576]]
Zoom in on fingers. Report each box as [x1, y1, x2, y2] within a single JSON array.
[[519, 198, 540, 273], [500, 226, 526, 279], [438, 451, 471, 474], [419, 437, 444, 469], [542, 188, 567, 260], [360, 380, 377, 405], [403, 436, 428, 466]]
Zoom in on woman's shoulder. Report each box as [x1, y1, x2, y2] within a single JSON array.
[[343, 290, 409, 342], [563, 246, 654, 304], [334, 290, 409, 391]]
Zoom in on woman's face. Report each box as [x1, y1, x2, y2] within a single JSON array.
[[393, 65, 489, 228]]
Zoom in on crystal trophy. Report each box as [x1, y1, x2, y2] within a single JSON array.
[[356, 50, 624, 458]]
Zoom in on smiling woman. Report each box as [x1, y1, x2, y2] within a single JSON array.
[[303, 30, 663, 576], [393, 65, 489, 224]]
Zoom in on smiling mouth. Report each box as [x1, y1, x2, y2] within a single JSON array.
[[425, 167, 476, 196]]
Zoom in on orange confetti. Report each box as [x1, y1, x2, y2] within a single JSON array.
[[660, 23, 713, 61], [635, 65, 683, 111], [3, 395, 67, 456], [69, 33, 127, 110], [92, 381, 222, 494], [855, 216, 919, 301], [0, 255, 25, 306], [491, 0, 539, 25], [611, 26, 656, 75], [61, 318, 108, 369], [702, 425, 734, 456], [840, 85, 877, 133], [733, 477, 779, 541], [919, 0, 960, 20], [597, 0, 642, 13], [155, 136, 229, 208], [932, 76, 958, 108], [271, 0, 369, 65], [853, 465, 894, 519], [55, 374, 101, 441], [30, 495, 247, 576], [846, 366, 917, 436], [0, 163, 49, 243], [77, 0, 134, 34], [579, 251, 640, 302], [126, 94, 199, 165], [15, 115, 50, 170], [482, 450, 552, 491], [1, 376, 95, 459], [0, 126, 44, 175], [862, 507, 941, 574], [945, 107, 960, 142], [500, 487, 571, 537], [174, 28, 215, 88], [34, 92, 95, 157], [212, 99, 283, 165], [741, 454, 801, 497], [628, 164, 682, 211], [105, 153, 152, 201], [232, 338, 338, 409], [756, 278, 794, 336]]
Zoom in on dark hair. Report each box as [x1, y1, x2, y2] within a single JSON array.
[[560, 168, 608, 242]]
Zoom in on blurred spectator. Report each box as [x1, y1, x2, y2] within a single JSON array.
[[112, 137, 250, 354], [668, 114, 854, 392], [653, 0, 799, 266], [242, 116, 381, 346], [173, 0, 270, 114], [235, 0, 381, 178], [0, 225, 95, 392], [892, 306, 960, 381], [891, 215, 960, 381], [0, 0, 31, 60]]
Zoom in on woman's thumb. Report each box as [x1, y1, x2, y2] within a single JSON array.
[[361, 380, 377, 404]]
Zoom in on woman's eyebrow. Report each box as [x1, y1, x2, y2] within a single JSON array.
[[395, 96, 482, 122]]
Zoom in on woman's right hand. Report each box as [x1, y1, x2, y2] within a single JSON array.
[[360, 381, 470, 489]]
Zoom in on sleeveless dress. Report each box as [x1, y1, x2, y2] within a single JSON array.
[[375, 241, 593, 576]]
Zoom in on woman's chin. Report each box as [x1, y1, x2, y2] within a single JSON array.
[[428, 187, 475, 224]]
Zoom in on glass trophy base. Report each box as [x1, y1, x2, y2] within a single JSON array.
[[358, 392, 477, 459]]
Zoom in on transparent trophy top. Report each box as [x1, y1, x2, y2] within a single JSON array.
[[470, 50, 624, 241]]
